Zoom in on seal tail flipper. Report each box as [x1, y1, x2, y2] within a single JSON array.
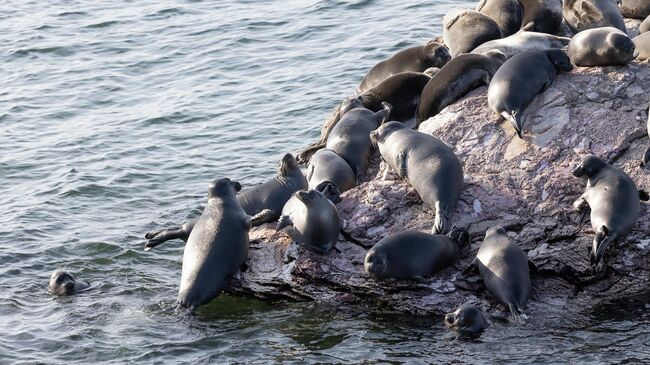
[[250, 209, 277, 227], [501, 110, 522, 138], [296, 142, 327, 165], [446, 226, 470, 247], [508, 303, 528, 322], [315, 181, 342, 203], [432, 201, 450, 234], [641, 147, 650, 168], [276, 215, 293, 231], [639, 190, 649, 202], [144, 226, 187, 251], [591, 225, 617, 266]]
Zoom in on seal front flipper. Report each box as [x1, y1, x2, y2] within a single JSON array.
[[396, 149, 408, 178], [501, 110, 522, 138], [591, 225, 618, 266], [641, 147, 650, 168], [463, 257, 479, 277], [375, 101, 393, 124], [276, 215, 293, 231], [573, 194, 589, 212], [250, 209, 277, 227], [432, 201, 450, 234]]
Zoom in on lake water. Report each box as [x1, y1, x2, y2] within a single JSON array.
[[2, 0, 649, 363]]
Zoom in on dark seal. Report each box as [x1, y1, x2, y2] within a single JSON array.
[[568, 27, 637, 66], [443, 9, 502, 57], [477, 0, 523, 37], [48, 269, 90, 296]]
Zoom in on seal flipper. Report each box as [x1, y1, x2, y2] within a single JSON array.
[[639, 190, 649, 202], [508, 302, 527, 322], [591, 225, 617, 266], [144, 220, 195, 251], [462, 258, 479, 277], [375, 101, 392, 125], [276, 215, 293, 231], [250, 209, 277, 227], [396, 150, 408, 178], [641, 147, 650, 168], [432, 201, 450, 234]]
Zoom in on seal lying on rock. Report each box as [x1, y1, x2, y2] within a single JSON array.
[[572, 155, 649, 267], [488, 49, 572, 138], [370, 122, 463, 234], [568, 27, 637, 66], [177, 178, 250, 310], [364, 226, 469, 280], [619, 0, 650, 19], [519, 0, 563, 34], [360, 71, 434, 122], [445, 304, 490, 334], [563, 0, 626, 34], [359, 41, 450, 92], [415, 51, 507, 127], [477, 0, 523, 37], [276, 189, 341, 253], [443, 9, 502, 57], [633, 31, 650, 61], [48, 270, 90, 296], [307, 148, 356, 194], [464, 226, 532, 319], [471, 31, 570, 59]]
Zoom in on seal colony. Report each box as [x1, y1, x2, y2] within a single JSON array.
[[50, 0, 649, 335]]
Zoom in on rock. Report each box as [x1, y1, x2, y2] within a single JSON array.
[[226, 59, 650, 317]]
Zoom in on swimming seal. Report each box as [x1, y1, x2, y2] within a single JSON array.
[[276, 189, 341, 253], [464, 226, 532, 319], [477, 0, 523, 37], [563, 0, 626, 33], [370, 122, 464, 234], [488, 49, 573, 138], [416, 51, 507, 127], [568, 27, 637, 66], [619, 0, 650, 19], [177, 178, 250, 310], [48, 270, 90, 296], [445, 304, 490, 334], [364, 226, 469, 280], [519, 0, 563, 34], [443, 9, 502, 57], [307, 148, 356, 195], [471, 31, 571, 58], [641, 15, 650, 33], [634, 31, 650, 61], [359, 41, 451, 92], [572, 155, 649, 267]]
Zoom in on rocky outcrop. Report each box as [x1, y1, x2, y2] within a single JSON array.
[[226, 38, 650, 317]]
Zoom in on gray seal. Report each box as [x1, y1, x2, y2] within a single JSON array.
[[443, 9, 502, 57], [359, 41, 451, 92], [568, 27, 637, 66], [444, 304, 490, 334], [464, 226, 532, 318], [416, 51, 507, 127], [326, 99, 392, 180], [619, 0, 650, 19], [276, 189, 341, 253], [177, 178, 250, 310], [477, 0, 523, 37], [572, 155, 649, 267], [563, 0, 626, 33], [641, 14, 650, 33], [471, 31, 571, 59], [306, 148, 356, 194], [634, 31, 650, 61], [519, 0, 563, 34], [488, 49, 573, 138], [370, 122, 464, 234], [364, 226, 469, 280], [48, 269, 90, 296], [361, 71, 433, 122]]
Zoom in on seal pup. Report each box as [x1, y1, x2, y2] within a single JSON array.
[[633, 31, 650, 61], [464, 226, 532, 319], [572, 155, 649, 267], [563, 0, 627, 33], [370, 122, 464, 234], [416, 51, 507, 127], [477, 0, 523, 37], [471, 31, 571, 59], [641, 14, 650, 34], [48, 270, 90, 296], [364, 226, 469, 280], [177, 178, 250, 310], [519, 0, 563, 34], [443, 9, 502, 57], [488, 49, 573, 138], [306, 148, 356, 194], [359, 41, 451, 92], [445, 304, 490, 334], [276, 189, 341, 253], [568, 27, 637, 66], [619, 0, 650, 19]]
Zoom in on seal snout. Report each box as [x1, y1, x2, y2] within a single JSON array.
[[571, 165, 585, 177], [232, 181, 242, 192], [444, 312, 456, 328]]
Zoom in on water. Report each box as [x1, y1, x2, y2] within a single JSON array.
[[1, 0, 649, 363]]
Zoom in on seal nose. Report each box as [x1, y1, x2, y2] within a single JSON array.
[[571, 166, 584, 177], [233, 181, 242, 192], [64, 281, 75, 295]]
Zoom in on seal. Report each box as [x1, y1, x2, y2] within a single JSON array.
[[177, 178, 250, 310], [48, 269, 90, 296], [464, 226, 532, 319], [443, 9, 502, 57], [444, 304, 490, 334], [326, 100, 392, 180], [360, 71, 433, 122], [568, 27, 637, 66], [306, 148, 356, 194], [487, 49, 573, 138], [641, 14, 650, 33], [477, 0, 523, 37], [416, 51, 507, 127], [519, 0, 563, 34], [276, 189, 341, 253], [563, 0, 626, 33], [572, 155, 649, 267], [364, 226, 469, 280], [471, 31, 571, 58], [359, 40, 451, 92], [619, 0, 650, 19], [634, 31, 650, 61], [370, 122, 464, 234]]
